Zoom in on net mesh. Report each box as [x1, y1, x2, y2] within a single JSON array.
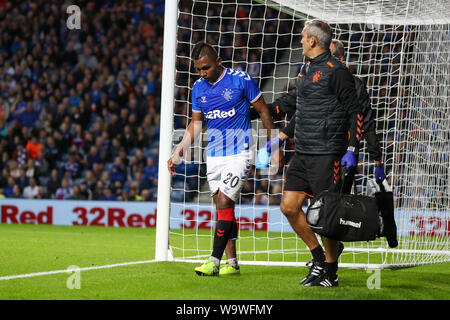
[[167, 0, 450, 268]]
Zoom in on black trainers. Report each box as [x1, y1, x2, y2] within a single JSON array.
[[305, 242, 345, 268], [304, 270, 338, 287], [299, 260, 324, 285]]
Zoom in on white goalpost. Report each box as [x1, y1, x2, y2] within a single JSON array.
[[156, 0, 450, 269]]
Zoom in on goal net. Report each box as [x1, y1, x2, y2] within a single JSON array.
[[157, 0, 450, 269]]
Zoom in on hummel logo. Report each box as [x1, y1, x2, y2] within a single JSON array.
[[201, 96, 207, 103], [340, 218, 361, 228], [217, 229, 224, 237]]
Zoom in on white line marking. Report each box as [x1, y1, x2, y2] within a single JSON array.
[[0, 260, 158, 281]]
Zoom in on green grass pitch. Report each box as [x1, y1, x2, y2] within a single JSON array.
[[0, 223, 449, 300]]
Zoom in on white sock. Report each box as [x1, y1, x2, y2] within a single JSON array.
[[228, 258, 239, 269], [209, 256, 220, 268]]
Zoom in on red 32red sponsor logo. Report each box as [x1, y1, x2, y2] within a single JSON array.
[[180, 209, 268, 231], [409, 216, 450, 237], [72, 207, 157, 228]]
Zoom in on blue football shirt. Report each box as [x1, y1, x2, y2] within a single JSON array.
[[192, 68, 262, 157]]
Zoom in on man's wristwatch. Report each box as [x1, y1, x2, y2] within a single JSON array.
[[347, 146, 356, 153]]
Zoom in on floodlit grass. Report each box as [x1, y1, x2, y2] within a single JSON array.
[[0, 224, 449, 300]]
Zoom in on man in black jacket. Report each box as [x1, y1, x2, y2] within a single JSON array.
[[262, 39, 386, 187], [329, 39, 385, 184], [271, 20, 363, 287]]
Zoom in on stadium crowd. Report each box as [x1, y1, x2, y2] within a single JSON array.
[[0, 0, 165, 201]]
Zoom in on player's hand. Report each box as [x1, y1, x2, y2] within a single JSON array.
[[167, 149, 183, 176], [256, 137, 285, 169], [375, 165, 386, 182], [341, 150, 356, 170]]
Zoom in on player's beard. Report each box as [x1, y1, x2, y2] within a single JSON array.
[[206, 66, 225, 84]]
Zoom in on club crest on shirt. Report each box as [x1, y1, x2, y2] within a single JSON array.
[[222, 88, 233, 102]]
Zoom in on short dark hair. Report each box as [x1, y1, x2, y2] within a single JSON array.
[[304, 20, 332, 50], [191, 42, 218, 60], [331, 39, 345, 58]]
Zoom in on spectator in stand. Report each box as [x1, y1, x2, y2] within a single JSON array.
[[23, 177, 39, 199], [128, 181, 143, 201], [134, 148, 146, 168], [55, 178, 73, 200], [35, 186, 47, 199], [109, 138, 123, 162], [8, 160, 21, 179], [69, 185, 87, 200], [127, 155, 143, 181], [13, 144, 27, 168], [59, 121, 73, 150], [34, 150, 49, 178], [84, 145, 102, 171], [25, 158, 37, 179], [110, 157, 126, 183], [82, 170, 97, 193], [143, 157, 158, 187], [13, 102, 40, 128], [64, 152, 81, 179], [0, 118, 8, 137], [93, 180, 104, 200], [26, 134, 42, 159], [113, 180, 124, 199], [134, 171, 152, 192], [72, 124, 85, 149], [0, 96, 10, 123], [44, 136, 60, 169], [120, 124, 136, 153], [142, 112, 159, 143], [100, 171, 112, 190], [136, 126, 149, 149], [91, 162, 104, 182], [5, 176, 16, 198], [11, 184, 23, 199], [99, 186, 118, 201], [79, 183, 92, 200], [16, 168, 28, 190], [46, 169, 61, 199], [69, 88, 81, 107], [0, 168, 9, 188]]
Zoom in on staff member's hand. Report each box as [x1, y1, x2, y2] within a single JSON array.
[[375, 165, 386, 182], [256, 136, 285, 169], [341, 149, 356, 170]]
